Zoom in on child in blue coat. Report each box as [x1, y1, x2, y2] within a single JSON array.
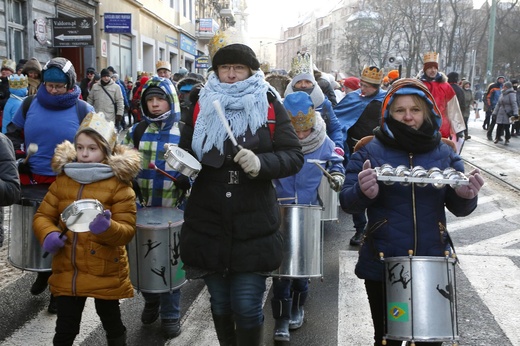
[[271, 91, 344, 342]]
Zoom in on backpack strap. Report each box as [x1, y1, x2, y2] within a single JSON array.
[[132, 121, 149, 149], [21, 95, 35, 119]]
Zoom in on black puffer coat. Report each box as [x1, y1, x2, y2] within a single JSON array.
[[179, 90, 303, 274]]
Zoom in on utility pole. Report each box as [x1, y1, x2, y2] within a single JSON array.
[[486, 0, 496, 84]]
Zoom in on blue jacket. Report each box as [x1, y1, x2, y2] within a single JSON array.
[[274, 136, 344, 205], [339, 136, 477, 282], [316, 98, 343, 150]]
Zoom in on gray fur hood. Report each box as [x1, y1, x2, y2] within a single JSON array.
[[51, 140, 142, 183]]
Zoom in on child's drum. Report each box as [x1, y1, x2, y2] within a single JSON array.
[[384, 256, 459, 344], [8, 185, 52, 272], [128, 207, 187, 293], [271, 204, 323, 278]]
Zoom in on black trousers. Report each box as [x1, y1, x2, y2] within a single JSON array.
[[364, 280, 443, 346], [53, 296, 125, 346]]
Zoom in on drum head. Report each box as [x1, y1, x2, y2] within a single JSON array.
[[137, 207, 184, 228], [61, 199, 104, 233]]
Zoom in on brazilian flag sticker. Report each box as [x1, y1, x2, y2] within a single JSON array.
[[388, 302, 409, 322]]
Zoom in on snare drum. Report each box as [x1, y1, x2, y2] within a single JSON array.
[[271, 204, 323, 278], [127, 207, 187, 293], [60, 199, 104, 232], [318, 175, 339, 222], [8, 185, 52, 272], [164, 144, 201, 178], [384, 256, 459, 343]]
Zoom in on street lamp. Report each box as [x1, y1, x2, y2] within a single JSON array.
[[437, 20, 444, 70]]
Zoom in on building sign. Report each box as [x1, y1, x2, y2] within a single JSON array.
[[104, 13, 132, 34], [165, 35, 178, 48], [180, 34, 196, 55], [198, 18, 219, 33], [195, 55, 210, 69], [34, 18, 48, 46], [52, 18, 94, 47]]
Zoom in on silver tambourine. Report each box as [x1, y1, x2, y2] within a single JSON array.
[[60, 199, 104, 232], [164, 144, 202, 178]]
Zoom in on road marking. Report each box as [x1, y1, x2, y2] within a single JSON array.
[[457, 229, 520, 256], [448, 207, 520, 232], [338, 250, 374, 346], [458, 255, 520, 345]]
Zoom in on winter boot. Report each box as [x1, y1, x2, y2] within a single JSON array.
[[235, 323, 263, 346], [141, 300, 160, 324], [31, 271, 51, 295], [271, 298, 292, 342], [349, 228, 365, 246], [107, 330, 127, 346], [289, 291, 308, 330], [212, 313, 236, 346]]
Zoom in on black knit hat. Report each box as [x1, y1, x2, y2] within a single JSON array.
[[143, 86, 167, 101], [212, 43, 260, 70], [100, 68, 110, 77]]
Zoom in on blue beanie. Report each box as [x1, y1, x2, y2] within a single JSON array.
[[43, 67, 68, 84]]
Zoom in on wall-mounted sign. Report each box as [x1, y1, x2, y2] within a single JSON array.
[[195, 55, 210, 69], [52, 18, 94, 47], [104, 13, 132, 34], [198, 18, 219, 33], [101, 39, 108, 57], [34, 18, 48, 46], [165, 35, 178, 48], [180, 34, 196, 55]]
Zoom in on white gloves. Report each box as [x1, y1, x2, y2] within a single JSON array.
[[234, 148, 261, 177], [329, 173, 345, 192], [454, 168, 485, 199], [358, 160, 379, 199]]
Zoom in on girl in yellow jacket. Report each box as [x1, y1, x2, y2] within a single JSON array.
[[33, 112, 141, 346]]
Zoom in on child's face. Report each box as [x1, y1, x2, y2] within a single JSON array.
[[28, 71, 39, 79], [146, 97, 170, 117], [76, 133, 105, 163], [296, 129, 312, 140]]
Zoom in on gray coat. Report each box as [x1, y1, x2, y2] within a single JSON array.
[[0, 132, 21, 206], [492, 88, 518, 125]]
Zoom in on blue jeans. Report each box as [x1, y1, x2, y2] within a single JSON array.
[[142, 289, 181, 320], [272, 277, 308, 300], [204, 272, 266, 329]]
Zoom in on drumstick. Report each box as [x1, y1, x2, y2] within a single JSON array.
[[309, 160, 335, 181], [213, 100, 243, 151], [23, 143, 38, 165], [42, 228, 67, 258], [148, 162, 177, 182]]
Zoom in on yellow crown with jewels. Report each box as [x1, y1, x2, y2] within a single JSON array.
[[8, 74, 28, 89], [290, 52, 313, 77], [360, 65, 384, 85], [423, 52, 439, 64], [156, 60, 171, 72], [208, 27, 244, 61], [77, 112, 117, 153]]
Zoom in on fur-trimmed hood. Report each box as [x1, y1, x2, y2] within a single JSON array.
[[52, 140, 142, 183]]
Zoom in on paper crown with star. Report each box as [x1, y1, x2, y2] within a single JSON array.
[[76, 112, 117, 153]]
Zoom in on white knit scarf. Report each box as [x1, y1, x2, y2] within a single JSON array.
[[192, 71, 269, 159]]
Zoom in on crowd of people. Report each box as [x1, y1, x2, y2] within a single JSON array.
[[0, 32, 497, 345]]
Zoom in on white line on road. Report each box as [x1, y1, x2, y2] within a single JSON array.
[[458, 255, 520, 346], [448, 207, 520, 233], [457, 229, 520, 256]]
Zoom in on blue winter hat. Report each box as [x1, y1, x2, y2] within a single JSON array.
[[284, 91, 316, 131], [43, 67, 68, 84]]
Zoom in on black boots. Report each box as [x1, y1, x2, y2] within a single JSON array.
[[31, 271, 51, 295], [141, 300, 160, 324], [107, 330, 127, 346], [271, 298, 292, 342], [350, 228, 365, 246], [235, 323, 263, 346], [289, 291, 308, 330], [212, 313, 236, 346]]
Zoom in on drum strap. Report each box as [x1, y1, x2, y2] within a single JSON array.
[[132, 179, 146, 207]]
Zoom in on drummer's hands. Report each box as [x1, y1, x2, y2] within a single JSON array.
[[358, 160, 379, 199], [89, 210, 112, 235], [454, 168, 485, 199], [234, 148, 261, 177], [329, 172, 345, 192], [43, 231, 67, 254]]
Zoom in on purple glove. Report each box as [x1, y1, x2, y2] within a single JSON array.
[[358, 160, 379, 199], [455, 169, 485, 199], [89, 210, 112, 235], [43, 231, 67, 254]]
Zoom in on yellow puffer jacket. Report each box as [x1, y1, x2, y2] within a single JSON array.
[[33, 141, 142, 300]]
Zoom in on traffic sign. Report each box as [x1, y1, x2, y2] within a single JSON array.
[[104, 13, 132, 34], [52, 17, 94, 47]]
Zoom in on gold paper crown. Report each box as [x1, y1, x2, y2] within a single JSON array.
[[290, 52, 313, 77], [208, 27, 244, 61], [288, 106, 316, 132], [77, 112, 117, 153], [423, 52, 439, 64], [360, 65, 384, 85], [8, 74, 28, 89], [156, 60, 171, 72], [1, 59, 16, 72]]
